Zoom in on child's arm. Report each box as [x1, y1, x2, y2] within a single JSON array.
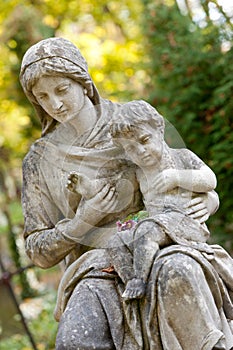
[[157, 165, 216, 193], [153, 149, 217, 193]]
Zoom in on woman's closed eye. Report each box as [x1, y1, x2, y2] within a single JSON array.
[[57, 84, 70, 94]]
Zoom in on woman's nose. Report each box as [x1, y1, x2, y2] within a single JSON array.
[[51, 96, 63, 110]]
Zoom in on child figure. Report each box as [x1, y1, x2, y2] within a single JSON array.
[[67, 100, 217, 300], [106, 100, 217, 300]]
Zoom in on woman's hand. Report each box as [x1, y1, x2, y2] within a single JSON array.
[[184, 195, 209, 224], [77, 183, 118, 226], [67, 183, 119, 240]]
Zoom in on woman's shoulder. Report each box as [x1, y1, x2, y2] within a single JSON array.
[[22, 138, 47, 173]]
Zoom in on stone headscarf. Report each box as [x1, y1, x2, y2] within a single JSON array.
[[20, 37, 101, 136]]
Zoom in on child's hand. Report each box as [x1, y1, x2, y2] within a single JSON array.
[[66, 171, 80, 193], [152, 169, 178, 193], [66, 172, 106, 200]]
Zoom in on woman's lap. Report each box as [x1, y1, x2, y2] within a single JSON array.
[[154, 252, 225, 349], [56, 279, 117, 350], [56, 249, 232, 350]]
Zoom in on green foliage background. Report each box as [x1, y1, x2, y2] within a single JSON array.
[[0, 0, 233, 348], [142, 0, 233, 248]]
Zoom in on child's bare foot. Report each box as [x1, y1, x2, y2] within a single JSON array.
[[66, 171, 80, 193], [122, 278, 146, 300]]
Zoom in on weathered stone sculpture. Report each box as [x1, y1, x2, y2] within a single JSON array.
[[20, 37, 233, 350]]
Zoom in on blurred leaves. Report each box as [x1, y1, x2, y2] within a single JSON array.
[[0, 0, 233, 347], [0, 0, 232, 258], [142, 0, 233, 249], [0, 0, 145, 165], [0, 0, 146, 322], [0, 0, 233, 255], [0, 290, 57, 350]]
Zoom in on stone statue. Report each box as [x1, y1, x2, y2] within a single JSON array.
[[108, 101, 217, 300], [20, 37, 233, 350], [67, 100, 217, 301]]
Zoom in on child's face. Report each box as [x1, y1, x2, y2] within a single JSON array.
[[119, 127, 163, 168]]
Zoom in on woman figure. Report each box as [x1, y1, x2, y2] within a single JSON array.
[[20, 37, 233, 350]]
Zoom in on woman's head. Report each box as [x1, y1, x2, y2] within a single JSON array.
[[31, 75, 88, 124], [20, 37, 100, 135]]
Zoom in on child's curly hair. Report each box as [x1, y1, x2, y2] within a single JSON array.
[[110, 100, 165, 140]]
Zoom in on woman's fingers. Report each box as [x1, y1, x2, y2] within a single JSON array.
[[89, 184, 118, 213], [189, 210, 209, 224], [106, 187, 117, 202], [197, 213, 209, 224], [97, 184, 115, 201], [185, 196, 210, 223], [186, 202, 205, 215], [102, 187, 118, 212], [185, 196, 203, 208], [189, 208, 208, 219]]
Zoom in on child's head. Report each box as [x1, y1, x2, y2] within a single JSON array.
[[110, 101, 165, 168]]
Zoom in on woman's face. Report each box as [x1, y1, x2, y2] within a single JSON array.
[[32, 75, 85, 123]]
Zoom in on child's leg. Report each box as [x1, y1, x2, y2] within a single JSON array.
[[107, 232, 135, 284], [133, 220, 169, 281], [123, 220, 170, 300]]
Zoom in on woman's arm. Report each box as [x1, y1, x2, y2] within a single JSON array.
[[23, 151, 118, 268], [25, 184, 117, 268], [24, 225, 77, 269], [22, 151, 78, 268]]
